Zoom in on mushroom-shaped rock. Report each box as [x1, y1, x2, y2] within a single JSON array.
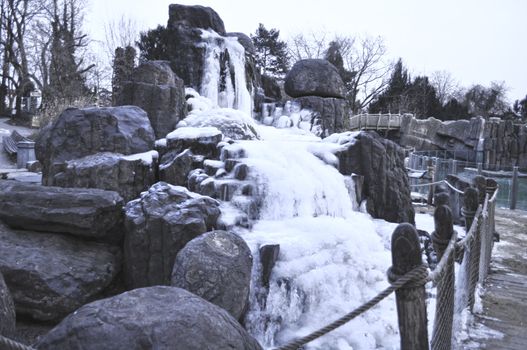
[[171, 230, 253, 320], [34, 286, 262, 350], [284, 59, 346, 99], [168, 4, 226, 34]]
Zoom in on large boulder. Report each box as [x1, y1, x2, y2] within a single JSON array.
[[168, 4, 226, 35], [116, 60, 187, 139], [0, 271, 15, 337], [159, 149, 195, 186], [0, 181, 123, 241], [328, 131, 415, 224], [36, 106, 155, 185], [124, 182, 221, 288], [35, 286, 262, 350], [284, 59, 346, 99], [171, 230, 252, 320], [51, 151, 158, 202], [0, 223, 121, 321], [294, 95, 350, 136]]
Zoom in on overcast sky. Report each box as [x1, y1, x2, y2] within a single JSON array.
[[87, 0, 527, 102]]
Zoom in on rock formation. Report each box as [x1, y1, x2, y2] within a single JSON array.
[[328, 131, 415, 224], [116, 60, 187, 139], [0, 181, 124, 241], [171, 230, 253, 320], [36, 106, 155, 185], [35, 286, 262, 350], [284, 59, 349, 136], [0, 222, 121, 321], [0, 271, 15, 337], [123, 182, 220, 288]]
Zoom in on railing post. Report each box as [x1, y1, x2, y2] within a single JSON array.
[[477, 162, 483, 175], [462, 187, 479, 233], [473, 175, 487, 206], [427, 159, 436, 205], [391, 223, 429, 350], [510, 166, 519, 210], [431, 205, 455, 350]]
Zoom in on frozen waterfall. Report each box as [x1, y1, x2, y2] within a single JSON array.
[[235, 127, 399, 350], [200, 30, 253, 118]]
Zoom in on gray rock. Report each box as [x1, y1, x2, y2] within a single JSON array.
[[294, 95, 350, 136], [159, 149, 194, 186], [168, 4, 226, 35], [227, 32, 256, 56], [116, 61, 187, 139], [35, 106, 155, 185], [171, 230, 252, 320], [34, 286, 262, 350], [332, 131, 415, 224], [0, 181, 123, 241], [166, 126, 223, 157], [124, 182, 220, 288], [51, 151, 158, 202], [259, 244, 280, 289], [285, 59, 346, 99], [261, 74, 282, 102], [0, 271, 15, 337], [0, 222, 121, 321]]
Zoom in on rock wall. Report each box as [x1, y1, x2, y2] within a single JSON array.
[[398, 115, 527, 168]]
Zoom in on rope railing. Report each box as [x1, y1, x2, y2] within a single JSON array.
[[272, 178, 498, 350], [0, 180, 499, 350]]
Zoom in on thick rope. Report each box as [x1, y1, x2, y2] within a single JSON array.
[[0, 335, 35, 350], [273, 264, 429, 350], [442, 180, 464, 194], [409, 180, 445, 188]]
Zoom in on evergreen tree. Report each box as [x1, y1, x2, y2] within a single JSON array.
[[251, 23, 289, 77], [406, 76, 442, 119], [137, 25, 169, 62], [368, 58, 410, 113]]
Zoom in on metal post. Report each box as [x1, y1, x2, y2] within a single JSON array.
[[431, 206, 455, 350], [391, 223, 429, 350], [510, 166, 519, 210]]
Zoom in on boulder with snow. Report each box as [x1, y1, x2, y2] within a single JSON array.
[[284, 59, 346, 99], [166, 126, 223, 158], [124, 182, 221, 288], [0, 222, 121, 321], [116, 60, 187, 139], [36, 106, 155, 185], [51, 151, 158, 202], [35, 286, 262, 350], [171, 230, 252, 320], [0, 271, 15, 337], [0, 181, 123, 241]]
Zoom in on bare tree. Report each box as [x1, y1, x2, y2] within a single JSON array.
[[430, 70, 460, 105], [288, 32, 390, 113], [103, 15, 139, 63]]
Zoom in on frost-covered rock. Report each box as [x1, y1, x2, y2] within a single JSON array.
[[159, 148, 195, 186], [116, 60, 187, 139], [0, 180, 124, 241], [166, 126, 223, 158], [171, 230, 252, 320], [52, 151, 158, 202], [177, 107, 259, 140], [124, 182, 221, 288], [0, 271, 15, 337], [36, 106, 155, 185], [285, 59, 346, 99], [35, 286, 262, 350], [0, 222, 121, 321]]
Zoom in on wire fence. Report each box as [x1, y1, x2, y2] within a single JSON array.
[[408, 151, 526, 210]]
